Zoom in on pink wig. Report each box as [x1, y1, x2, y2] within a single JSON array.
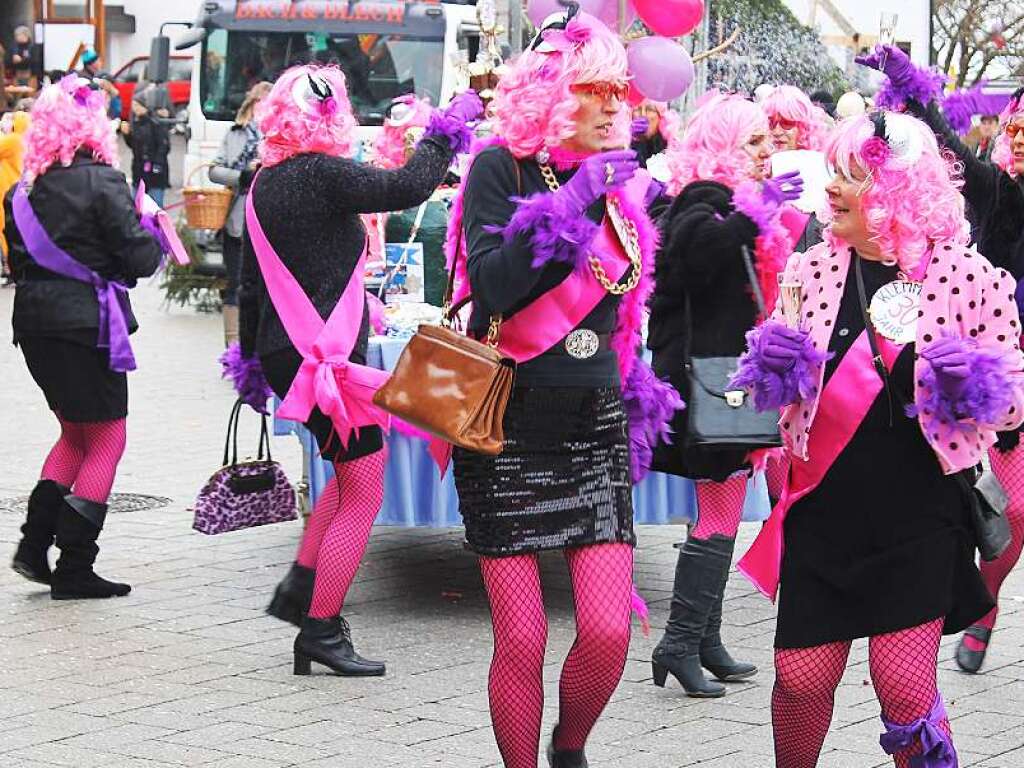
[[991, 91, 1024, 177], [666, 92, 769, 195], [823, 112, 970, 272], [640, 99, 681, 143], [256, 65, 358, 167], [22, 75, 117, 186], [491, 12, 629, 159], [762, 85, 830, 151], [372, 94, 433, 169]]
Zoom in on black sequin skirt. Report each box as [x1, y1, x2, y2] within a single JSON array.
[[453, 386, 636, 557]]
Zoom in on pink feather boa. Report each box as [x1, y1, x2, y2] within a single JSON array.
[[730, 181, 791, 317]]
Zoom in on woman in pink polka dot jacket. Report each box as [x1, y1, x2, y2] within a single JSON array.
[[731, 110, 1024, 768]]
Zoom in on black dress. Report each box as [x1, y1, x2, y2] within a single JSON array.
[[453, 146, 636, 557], [775, 258, 993, 649]]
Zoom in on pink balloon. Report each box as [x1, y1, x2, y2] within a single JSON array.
[[526, 0, 565, 28], [634, 0, 704, 38], [628, 37, 694, 102]]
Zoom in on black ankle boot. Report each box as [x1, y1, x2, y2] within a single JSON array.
[[955, 624, 992, 674], [266, 563, 315, 627], [651, 536, 726, 698], [293, 615, 385, 677], [51, 496, 131, 600], [12, 480, 68, 585], [546, 725, 588, 768], [700, 536, 757, 682]]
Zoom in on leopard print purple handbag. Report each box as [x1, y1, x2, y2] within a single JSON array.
[[193, 400, 297, 535]]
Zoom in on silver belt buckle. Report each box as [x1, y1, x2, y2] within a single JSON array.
[[565, 329, 600, 359], [724, 390, 746, 408]]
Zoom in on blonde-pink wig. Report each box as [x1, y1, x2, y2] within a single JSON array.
[[22, 75, 117, 186], [990, 91, 1024, 177], [256, 65, 358, 167], [762, 85, 830, 151], [665, 92, 769, 195], [372, 94, 433, 169], [491, 12, 629, 160], [823, 112, 970, 272]]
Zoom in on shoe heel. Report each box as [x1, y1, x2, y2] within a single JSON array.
[[293, 651, 312, 676], [651, 660, 668, 688]]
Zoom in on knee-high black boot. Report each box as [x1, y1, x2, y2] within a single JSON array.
[[651, 536, 727, 697], [700, 536, 758, 682], [51, 496, 131, 600], [12, 480, 68, 584], [266, 563, 316, 627]]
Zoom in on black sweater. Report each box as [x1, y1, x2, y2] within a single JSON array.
[[907, 99, 1024, 278], [7, 156, 163, 345], [239, 135, 453, 359], [121, 115, 171, 190]]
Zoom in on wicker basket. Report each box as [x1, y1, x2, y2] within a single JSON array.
[[182, 164, 234, 231]]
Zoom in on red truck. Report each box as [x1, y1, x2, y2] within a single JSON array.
[[111, 55, 192, 121]]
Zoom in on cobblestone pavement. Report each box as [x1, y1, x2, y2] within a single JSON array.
[[2, 150, 1024, 767]]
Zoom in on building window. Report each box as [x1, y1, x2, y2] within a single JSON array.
[[49, 2, 91, 21]]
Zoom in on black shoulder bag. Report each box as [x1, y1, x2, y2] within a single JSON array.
[[853, 256, 1010, 562]]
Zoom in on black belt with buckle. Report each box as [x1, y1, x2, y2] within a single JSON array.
[[548, 330, 611, 359]]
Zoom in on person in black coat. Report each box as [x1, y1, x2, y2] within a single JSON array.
[[858, 45, 1024, 675], [119, 91, 171, 206], [7, 76, 163, 600], [6, 26, 42, 88], [648, 92, 802, 698]]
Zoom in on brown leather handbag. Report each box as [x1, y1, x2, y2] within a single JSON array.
[[372, 237, 516, 456]]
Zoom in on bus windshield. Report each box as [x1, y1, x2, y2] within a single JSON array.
[[201, 29, 444, 125]]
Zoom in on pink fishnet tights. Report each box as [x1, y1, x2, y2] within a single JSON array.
[[965, 445, 1024, 650], [691, 475, 747, 540], [295, 479, 340, 569], [306, 450, 386, 619], [479, 543, 633, 768], [41, 417, 126, 503], [773, 618, 948, 768], [764, 454, 790, 502]]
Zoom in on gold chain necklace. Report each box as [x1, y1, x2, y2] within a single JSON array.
[[539, 164, 643, 296]]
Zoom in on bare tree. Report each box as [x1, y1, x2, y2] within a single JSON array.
[[932, 0, 1024, 87]]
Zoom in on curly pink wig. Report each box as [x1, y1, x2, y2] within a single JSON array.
[[256, 65, 358, 167], [665, 92, 769, 195], [990, 91, 1024, 177], [491, 12, 629, 159], [22, 76, 117, 186], [372, 94, 433, 169], [762, 85, 830, 151], [823, 112, 970, 272]]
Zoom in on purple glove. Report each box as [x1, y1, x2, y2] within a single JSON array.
[[761, 171, 804, 209], [757, 321, 810, 374], [560, 149, 639, 212], [442, 89, 484, 124], [921, 337, 971, 400], [855, 44, 915, 86], [631, 117, 650, 139]]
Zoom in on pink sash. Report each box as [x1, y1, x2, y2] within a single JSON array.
[[780, 207, 810, 252], [738, 329, 902, 600], [245, 184, 390, 447]]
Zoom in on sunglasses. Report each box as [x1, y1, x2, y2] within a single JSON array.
[[769, 116, 799, 131], [570, 81, 629, 102], [1006, 122, 1024, 138]]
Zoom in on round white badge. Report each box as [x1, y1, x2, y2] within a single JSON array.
[[868, 280, 921, 345]]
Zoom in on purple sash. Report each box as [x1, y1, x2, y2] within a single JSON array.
[[12, 183, 135, 372]]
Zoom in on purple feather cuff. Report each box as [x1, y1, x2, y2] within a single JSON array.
[[731, 181, 777, 236], [623, 360, 685, 484], [220, 342, 273, 415], [875, 65, 945, 110], [730, 323, 831, 412], [424, 110, 474, 155], [489, 191, 600, 271], [908, 342, 1017, 434]]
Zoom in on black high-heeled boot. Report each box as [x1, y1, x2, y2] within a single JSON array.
[[266, 563, 315, 627], [700, 536, 758, 682], [12, 480, 68, 585], [51, 496, 131, 600], [546, 725, 588, 768], [651, 536, 726, 698], [955, 624, 992, 674], [293, 615, 385, 677]]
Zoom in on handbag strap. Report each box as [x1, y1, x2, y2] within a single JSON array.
[[222, 399, 243, 467], [853, 255, 900, 426], [258, 413, 273, 462], [223, 398, 273, 466]]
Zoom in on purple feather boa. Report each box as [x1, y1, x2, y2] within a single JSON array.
[[730, 322, 831, 412], [219, 343, 273, 415], [908, 341, 1016, 435], [490, 191, 600, 271], [875, 65, 945, 110], [731, 181, 777, 235], [623, 360, 685, 483], [424, 110, 474, 155]]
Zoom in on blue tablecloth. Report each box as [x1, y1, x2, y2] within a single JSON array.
[[274, 336, 771, 527]]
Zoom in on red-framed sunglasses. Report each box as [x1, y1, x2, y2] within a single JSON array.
[[769, 116, 799, 131], [1006, 122, 1024, 138], [570, 81, 629, 102]]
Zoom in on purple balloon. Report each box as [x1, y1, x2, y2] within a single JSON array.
[[628, 36, 694, 102], [526, 0, 566, 28], [527, 0, 635, 30]]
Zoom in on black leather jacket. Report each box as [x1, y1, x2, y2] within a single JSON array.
[[6, 154, 163, 345]]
